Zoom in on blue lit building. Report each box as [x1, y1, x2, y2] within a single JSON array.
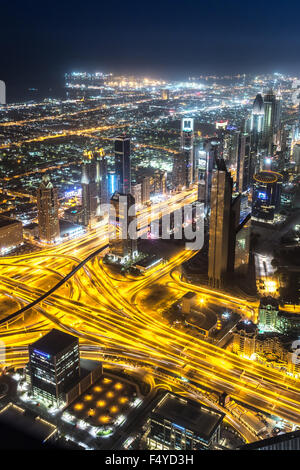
[[108, 171, 117, 197], [252, 171, 282, 221], [27, 329, 80, 405]]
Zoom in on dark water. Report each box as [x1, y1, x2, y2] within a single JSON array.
[[6, 87, 64, 104]]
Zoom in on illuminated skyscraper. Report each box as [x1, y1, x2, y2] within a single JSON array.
[[81, 149, 108, 227], [114, 135, 131, 194], [153, 170, 167, 195], [37, 174, 60, 242], [141, 176, 151, 204], [131, 183, 142, 207], [252, 170, 282, 221], [250, 93, 264, 142], [262, 89, 281, 153], [109, 192, 138, 263], [161, 89, 170, 100], [174, 118, 194, 189], [204, 141, 219, 213], [233, 213, 251, 275], [208, 159, 233, 288], [237, 132, 253, 192]]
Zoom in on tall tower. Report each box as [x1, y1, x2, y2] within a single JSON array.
[[208, 159, 233, 288], [250, 93, 264, 146], [81, 149, 108, 227], [114, 135, 131, 195], [141, 176, 151, 204], [109, 192, 138, 263], [237, 132, 253, 192], [37, 174, 60, 242], [263, 89, 281, 154], [174, 118, 194, 190], [204, 141, 219, 213]]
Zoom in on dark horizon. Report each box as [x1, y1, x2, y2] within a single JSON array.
[[2, 0, 300, 101]]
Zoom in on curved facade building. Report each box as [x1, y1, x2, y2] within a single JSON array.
[[252, 171, 283, 221]]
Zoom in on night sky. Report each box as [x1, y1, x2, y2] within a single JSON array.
[[1, 0, 300, 101]]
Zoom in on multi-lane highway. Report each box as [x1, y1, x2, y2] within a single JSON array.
[[0, 188, 300, 430]]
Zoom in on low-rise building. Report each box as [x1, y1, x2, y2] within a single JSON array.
[[0, 216, 23, 254], [232, 321, 257, 358], [145, 392, 224, 450]]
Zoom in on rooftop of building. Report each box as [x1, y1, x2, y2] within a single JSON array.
[[134, 254, 162, 269], [182, 291, 197, 299], [259, 296, 279, 308], [239, 429, 300, 450], [0, 216, 22, 228], [23, 222, 38, 229], [185, 307, 217, 333], [0, 403, 57, 445], [29, 329, 78, 356], [235, 320, 258, 335], [59, 219, 83, 236], [69, 373, 136, 427], [254, 171, 283, 184], [253, 93, 264, 114], [151, 392, 224, 443]]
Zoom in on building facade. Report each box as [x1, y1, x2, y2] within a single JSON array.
[[114, 135, 131, 195], [208, 159, 233, 287], [146, 392, 224, 450], [27, 329, 80, 405], [0, 216, 23, 254], [109, 192, 138, 263], [174, 118, 194, 190], [37, 174, 60, 242]]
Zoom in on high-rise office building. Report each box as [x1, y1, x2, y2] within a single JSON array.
[[208, 159, 233, 287], [81, 163, 97, 227], [81, 149, 108, 227], [153, 170, 167, 195], [237, 132, 253, 192], [131, 183, 142, 207], [223, 131, 239, 171], [174, 118, 194, 189], [27, 329, 80, 405], [263, 89, 281, 154], [109, 192, 138, 263], [204, 141, 219, 213], [250, 93, 264, 146], [37, 174, 60, 242], [161, 89, 170, 100], [227, 194, 242, 274], [114, 135, 131, 194], [292, 143, 300, 172], [252, 170, 283, 221], [141, 176, 151, 204], [108, 171, 117, 197], [234, 213, 251, 275]]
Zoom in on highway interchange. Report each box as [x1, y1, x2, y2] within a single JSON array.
[[1, 187, 300, 437]]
